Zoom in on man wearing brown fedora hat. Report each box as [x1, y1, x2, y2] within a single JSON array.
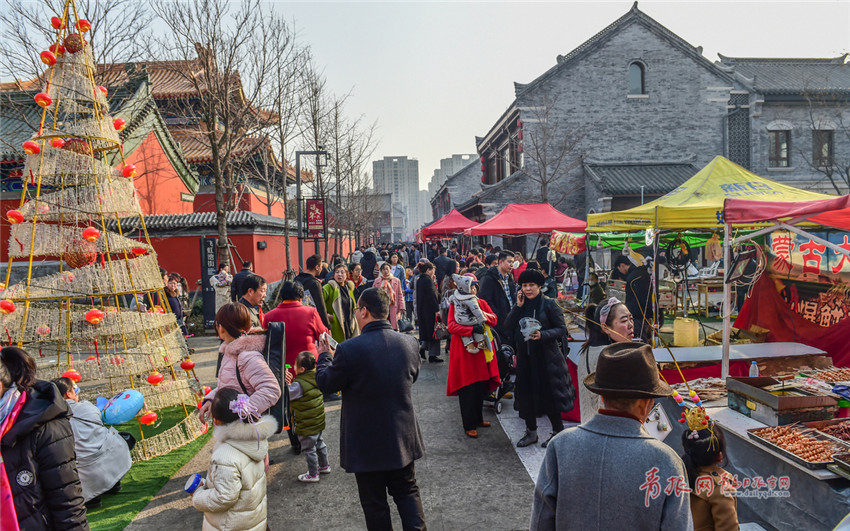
[[530, 342, 693, 530]]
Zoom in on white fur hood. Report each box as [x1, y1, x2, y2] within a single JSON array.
[[219, 334, 266, 358], [213, 415, 277, 461]]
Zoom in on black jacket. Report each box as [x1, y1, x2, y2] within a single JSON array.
[[415, 274, 439, 342], [360, 252, 378, 282], [2, 381, 88, 530], [316, 321, 424, 473], [478, 266, 517, 342], [230, 268, 253, 301], [433, 255, 453, 286], [295, 272, 331, 329], [506, 295, 573, 421]]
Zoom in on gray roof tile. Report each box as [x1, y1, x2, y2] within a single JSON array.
[[584, 162, 698, 195], [719, 55, 850, 95]]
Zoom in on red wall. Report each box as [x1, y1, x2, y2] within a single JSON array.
[[193, 186, 286, 218], [151, 233, 356, 288], [127, 131, 194, 216]]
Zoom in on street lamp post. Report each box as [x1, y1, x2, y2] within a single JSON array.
[[295, 148, 328, 271]]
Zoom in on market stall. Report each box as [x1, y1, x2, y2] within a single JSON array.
[[420, 208, 478, 240], [463, 202, 585, 235]]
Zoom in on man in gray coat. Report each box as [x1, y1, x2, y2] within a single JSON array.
[[530, 342, 693, 530], [316, 287, 426, 530]]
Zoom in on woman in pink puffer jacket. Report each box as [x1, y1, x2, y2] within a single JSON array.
[[200, 303, 281, 423]]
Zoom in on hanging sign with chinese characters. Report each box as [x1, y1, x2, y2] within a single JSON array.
[[767, 230, 850, 327], [306, 199, 326, 239]]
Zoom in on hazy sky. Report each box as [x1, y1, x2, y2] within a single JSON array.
[[274, 1, 850, 192]]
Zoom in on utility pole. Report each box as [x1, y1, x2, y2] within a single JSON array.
[[295, 148, 328, 271]]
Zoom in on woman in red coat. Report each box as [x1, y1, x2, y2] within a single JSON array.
[[446, 276, 500, 438]]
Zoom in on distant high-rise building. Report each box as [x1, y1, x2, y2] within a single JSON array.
[[372, 156, 420, 239], [427, 154, 478, 199]]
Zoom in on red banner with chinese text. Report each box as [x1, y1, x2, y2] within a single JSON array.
[[306, 199, 326, 239]]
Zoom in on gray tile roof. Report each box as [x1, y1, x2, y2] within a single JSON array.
[[108, 211, 289, 232], [719, 55, 850, 95], [584, 162, 699, 195]]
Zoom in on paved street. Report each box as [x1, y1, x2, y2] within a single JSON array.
[[126, 335, 536, 531]]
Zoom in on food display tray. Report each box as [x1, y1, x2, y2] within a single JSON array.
[[803, 419, 850, 446], [832, 452, 850, 474], [746, 427, 850, 470]]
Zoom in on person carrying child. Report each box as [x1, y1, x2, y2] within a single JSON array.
[[191, 387, 277, 531], [680, 407, 738, 531], [449, 273, 492, 354], [284, 351, 331, 483]]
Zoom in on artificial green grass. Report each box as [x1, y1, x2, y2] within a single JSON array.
[[85, 405, 211, 531]]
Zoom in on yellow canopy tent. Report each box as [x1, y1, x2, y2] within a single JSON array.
[[586, 156, 835, 232]]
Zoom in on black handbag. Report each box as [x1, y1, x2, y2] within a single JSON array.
[[398, 316, 414, 333]]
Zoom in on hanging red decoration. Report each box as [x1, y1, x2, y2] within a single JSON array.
[[480, 164, 486, 172], [75, 19, 91, 33], [480, 155, 486, 163], [6, 210, 24, 224], [34, 92, 52, 108], [85, 356, 95, 362], [40, 50, 57, 66], [98, 85, 108, 97], [131, 247, 147, 256], [202, 386, 212, 396], [481, 175, 487, 184], [517, 118, 523, 128], [49, 43, 65, 56], [23, 141, 40, 155], [64, 238, 97, 268], [85, 308, 105, 325], [62, 369, 81, 383], [113, 118, 126, 131], [82, 226, 100, 242], [63, 33, 85, 54], [9, 170, 22, 179], [517, 130, 523, 140], [147, 371, 164, 386], [122, 164, 136, 178], [0, 300, 16, 314], [517, 144, 523, 153], [139, 411, 158, 425], [36, 325, 51, 336], [62, 138, 92, 156], [180, 358, 195, 372], [50, 16, 65, 29]]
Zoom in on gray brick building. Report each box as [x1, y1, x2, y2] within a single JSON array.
[[458, 3, 850, 223]]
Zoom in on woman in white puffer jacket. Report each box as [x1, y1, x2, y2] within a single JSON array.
[[193, 388, 278, 531]]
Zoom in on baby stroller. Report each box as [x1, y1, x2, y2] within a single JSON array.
[[484, 330, 516, 414]]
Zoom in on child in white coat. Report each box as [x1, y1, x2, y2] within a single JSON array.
[[192, 387, 277, 531]]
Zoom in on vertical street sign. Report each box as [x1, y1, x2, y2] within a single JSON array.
[[306, 198, 326, 239], [200, 237, 217, 328]]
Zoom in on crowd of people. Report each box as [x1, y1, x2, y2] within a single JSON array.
[[0, 240, 737, 531]]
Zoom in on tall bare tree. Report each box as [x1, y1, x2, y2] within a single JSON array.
[[521, 93, 588, 206], [150, 0, 284, 265], [799, 91, 850, 194]]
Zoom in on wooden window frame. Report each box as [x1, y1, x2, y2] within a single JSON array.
[[768, 130, 791, 168]]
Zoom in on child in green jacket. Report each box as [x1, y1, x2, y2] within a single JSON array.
[[285, 351, 330, 483]]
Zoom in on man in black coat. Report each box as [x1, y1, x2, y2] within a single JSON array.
[[477, 250, 517, 345], [433, 247, 453, 287], [294, 254, 332, 330], [230, 260, 253, 301], [316, 288, 426, 531]]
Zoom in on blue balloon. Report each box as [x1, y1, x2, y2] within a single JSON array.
[[102, 389, 144, 425], [95, 396, 109, 411]]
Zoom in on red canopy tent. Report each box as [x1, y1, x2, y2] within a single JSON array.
[[464, 203, 586, 235], [724, 194, 850, 230], [420, 209, 478, 239]]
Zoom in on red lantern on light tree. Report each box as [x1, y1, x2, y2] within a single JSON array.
[[180, 358, 195, 372], [51, 138, 65, 148], [113, 118, 126, 131], [6, 210, 24, 224], [75, 19, 91, 33], [131, 247, 147, 256], [36, 325, 51, 336], [34, 93, 52, 108], [122, 164, 136, 178], [139, 411, 158, 425], [40, 50, 57, 66], [63, 33, 85, 54], [62, 369, 81, 383], [82, 226, 100, 242], [49, 43, 65, 56], [0, 300, 16, 314], [147, 371, 164, 386], [23, 141, 40, 155], [50, 16, 65, 29], [98, 85, 108, 97], [85, 308, 105, 325]]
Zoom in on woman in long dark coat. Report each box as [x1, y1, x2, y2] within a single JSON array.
[[415, 262, 443, 363], [506, 269, 573, 448]]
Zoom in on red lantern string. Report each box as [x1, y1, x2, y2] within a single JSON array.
[[14, 238, 23, 252], [4, 328, 11, 345], [29, 169, 35, 186], [93, 338, 99, 360]]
